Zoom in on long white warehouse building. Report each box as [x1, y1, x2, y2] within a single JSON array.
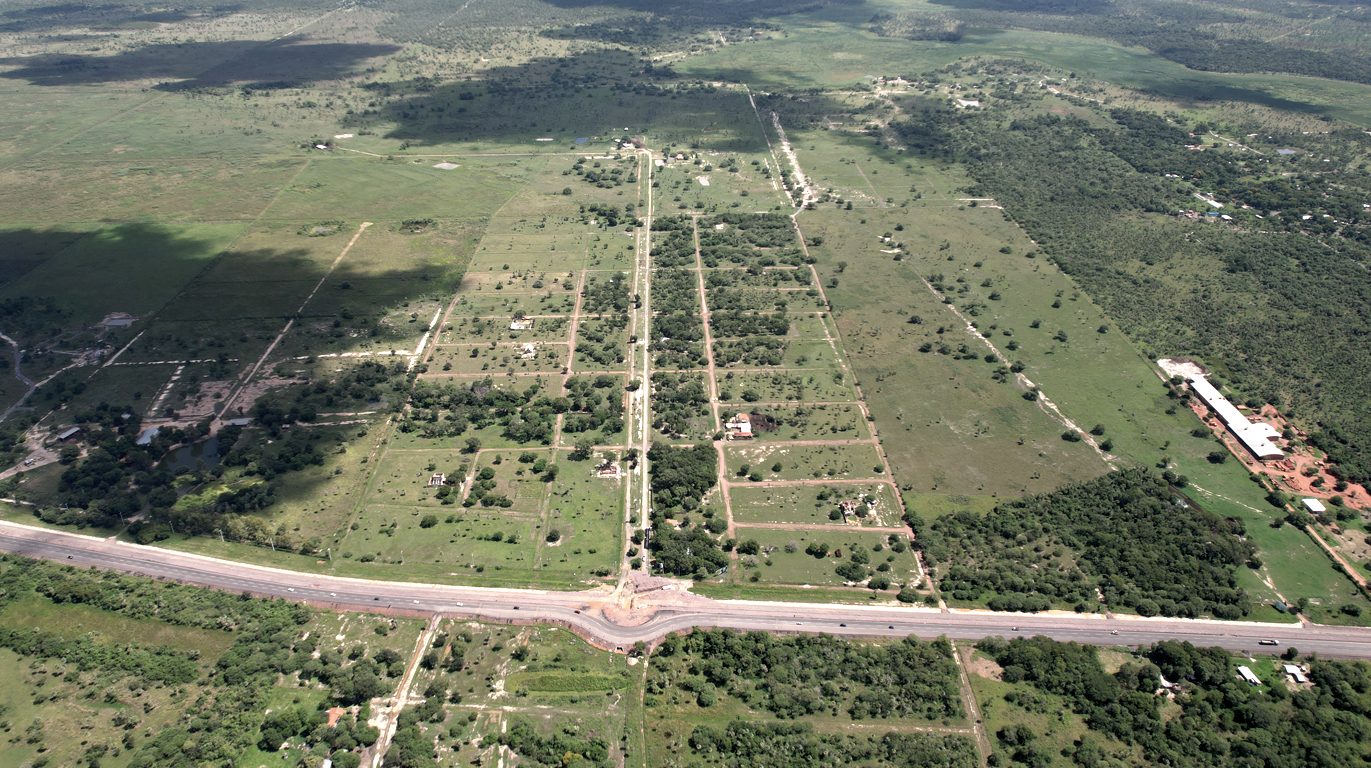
[[1187, 376, 1284, 460]]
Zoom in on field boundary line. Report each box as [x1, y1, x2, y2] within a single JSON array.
[[214, 221, 372, 427]]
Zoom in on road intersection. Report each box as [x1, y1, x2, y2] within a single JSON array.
[[3, 520, 1370, 659]]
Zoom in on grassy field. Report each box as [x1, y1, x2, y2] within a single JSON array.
[[0, 0, 1365, 626]]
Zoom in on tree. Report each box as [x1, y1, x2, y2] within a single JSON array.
[[464, 437, 482, 454], [419, 515, 438, 528]]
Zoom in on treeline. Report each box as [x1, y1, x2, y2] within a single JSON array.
[[916, 469, 1256, 618], [651, 629, 964, 721], [979, 634, 1371, 768]]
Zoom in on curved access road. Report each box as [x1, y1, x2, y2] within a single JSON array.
[[3, 520, 1369, 658]]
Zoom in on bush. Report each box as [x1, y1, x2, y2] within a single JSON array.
[[419, 515, 438, 528]]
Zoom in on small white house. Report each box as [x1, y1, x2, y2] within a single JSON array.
[[1237, 666, 1262, 686], [1283, 664, 1308, 684], [1302, 498, 1327, 514]]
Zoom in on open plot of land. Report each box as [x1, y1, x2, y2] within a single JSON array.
[[715, 369, 858, 403], [732, 526, 920, 588], [730, 481, 900, 527], [803, 201, 1110, 497], [449, 291, 577, 317], [442, 316, 572, 344], [724, 442, 887, 482], [536, 457, 625, 578], [725, 402, 870, 442], [428, 342, 567, 375]]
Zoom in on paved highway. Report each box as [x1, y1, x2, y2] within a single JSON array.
[[4, 521, 1370, 657]]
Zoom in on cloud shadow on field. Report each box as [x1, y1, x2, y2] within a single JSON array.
[[0, 38, 399, 89]]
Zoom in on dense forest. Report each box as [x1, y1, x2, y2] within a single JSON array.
[[651, 629, 965, 721], [891, 103, 1371, 485], [688, 722, 977, 768], [916, 469, 1256, 618], [646, 442, 726, 575], [979, 634, 1371, 768]]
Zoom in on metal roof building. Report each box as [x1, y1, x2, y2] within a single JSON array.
[[1187, 376, 1284, 460]]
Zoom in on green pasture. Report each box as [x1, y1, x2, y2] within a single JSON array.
[[724, 442, 887, 482], [715, 369, 859, 403], [729, 481, 899, 527], [0, 221, 246, 327]]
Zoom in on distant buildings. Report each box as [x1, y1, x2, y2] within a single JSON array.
[[1185, 375, 1283, 460]]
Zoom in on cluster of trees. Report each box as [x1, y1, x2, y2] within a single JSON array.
[[562, 375, 624, 436], [38, 406, 219, 529], [497, 718, 612, 768], [651, 629, 964, 721], [651, 310, 706, 369], [580, 271, 631, 313], [465, 465, 513, 508], [980, 634, 1371, 768], [403, 377, 621, 443], [649, 217, 697, 268], [261, 359, 410, 426], [919, 469, 1255, 618], [575, 314, 628, 367], [713, 336, 787, 367], [710, 310, 790, 338], [258, 705, 378, 758], [688, 722, 977, 768], [646, 442, 724, 575], [567, 157, 635, 189], [650, 268, 700, 312], [0, 624, 199, 684], [650, 372, 709, 436]]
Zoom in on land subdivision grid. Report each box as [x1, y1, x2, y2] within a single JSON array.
[[752, 107, 924, 586]]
